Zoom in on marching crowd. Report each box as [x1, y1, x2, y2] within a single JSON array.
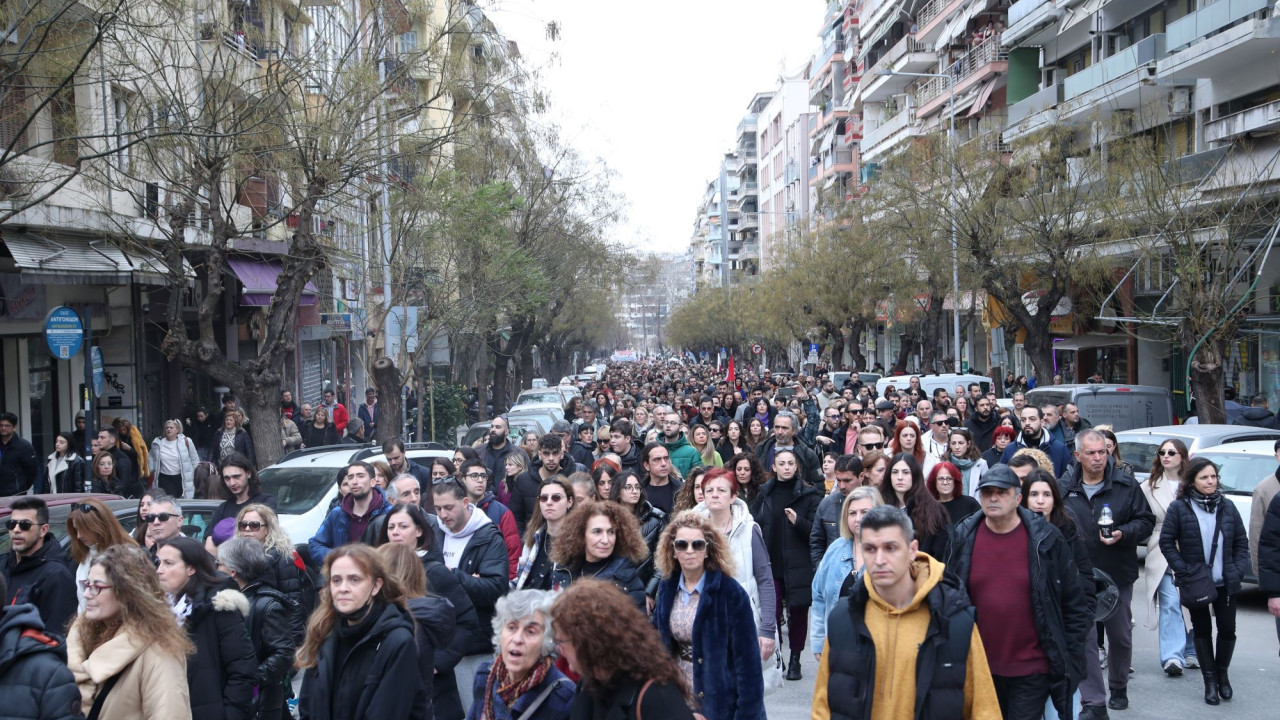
[[3, 360, 1280, 720]]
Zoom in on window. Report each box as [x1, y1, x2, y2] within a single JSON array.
[[0, 75, 28, 155], [50, 84, 77, 166], [112, 87, 132, 171], [400, 31, 418, 55]]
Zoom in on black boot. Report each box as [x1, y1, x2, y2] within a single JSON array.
[[1194, 637, 1219, 706], [1216, 636, 1235, 701], [786, 651, 802, 681]]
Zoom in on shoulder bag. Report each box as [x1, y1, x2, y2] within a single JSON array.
[[1175, 501, 1222, 608]]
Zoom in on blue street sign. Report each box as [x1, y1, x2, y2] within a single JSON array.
[[44, 306, 84, 360], [91, 347, 104, 396], [809, 343, 819, 354]]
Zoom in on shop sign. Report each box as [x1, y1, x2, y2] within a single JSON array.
[[0, 274, 46, 321]]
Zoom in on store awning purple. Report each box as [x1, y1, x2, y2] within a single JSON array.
[[227, 257, 319, 306]]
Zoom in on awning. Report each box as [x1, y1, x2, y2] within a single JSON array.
[[1, 233, 190, 286], [1052, 334, 1127, 352], [227, 257, 319, 306], [965, 80, 997, 117], [811, 124, 839, 154]]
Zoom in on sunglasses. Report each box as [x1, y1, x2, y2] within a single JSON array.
[[860, 442, 885, 450], [143, 513, 178, 524], [72, 503, 99, 515], [538, 493, 566, 503], [1158, 449, 1180, 457], [673, 538, 707, 552], [432, 476, 462, 486], [5, 518, 38, 531], [237, 521, 264, 532], [931, 420, 949, 426]]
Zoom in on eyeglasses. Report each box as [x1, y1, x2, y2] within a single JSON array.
[[237, 521, 265, 532], [1158, 449, 1180, 457], [79, 580, 113, 597], [622, 484, 642, 492], [673, 538, 707, 552], [538, 493, 565, 503], [463, 472, 488, 481], [931, 420, 949, 426], [860, 442, 885, 450], [72, 503, 99, 515], [143, 513, 178, 524], [935, 476, 955, 483], [4, 519, 37, 531]]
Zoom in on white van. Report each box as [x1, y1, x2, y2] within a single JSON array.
[[876, 373, 992, 400], [1026, 384, 1173, 432]]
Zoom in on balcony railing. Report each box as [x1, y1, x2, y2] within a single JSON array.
[[868, 35, 930, 80], [823, 150, 855, 169], [1063, 34, 1165, 101], [917, 37, 1007, 105], [1008, 0, 1052, 27], [861, 105, 917, 154], [737, 113, 759, 138], [739, 181, 759, 195], [916, 0, 953, 31], [1167, 0, 1270, 50], [1007, 82, 1064, 126]]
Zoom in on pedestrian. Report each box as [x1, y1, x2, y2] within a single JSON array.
[[155, 536, 256, 720], [1257, 491, 1280, 648], [1141, 438, 1196, 676], [67, 544, 194, 718], [1249, 438, 1280, 585], [300, 407, 339, 449], [1059, 430, 1155, 717], [0, 572, 83, 719], [380, 543, 457, 720], [217, 537, 296, 720], [651, 512, 765, 720], [549, 500, 648, 608], [111, 417, 149, 483], [947, 428, 988, 497], [889, 422, 937, 477], [211, 453, 279, 531], [809, 455, 862, 566], [319, 389, 349, 434], [459, 460, 522, 579], [89, 447, 143, 499], [877, 454, 952, 562], [744, 417, 768, 451], [568, 471, 598, 506], [927, 461, 981, 526], [550, 579, 695, 720], [150, 419, 202, 498], [754, 412, 821, 486], [0, 496, 77, 631], [466, 590, 575, 720], [965, 395, 1001, 452], [42, 431, 86, 494], [947, 465, 1091, 720], [514, 477, 576, 591], [308, 462, 393, 565], [1159, 457, 1251, 705], [811, 505, 1001, 720], [502, 451, 530, 507], [809, 486, 881, 657], [749, 448, 820, 680], [295, 545, 427, 720], [357, 388, 379, 438], [511, 436, 573, 535], [658, 411, 703, 479], [639, 442, 685, 515], [717, 420, 750, 463], [66, 499, 136, 612], [213, 410, 256, 467], [983, 426, 1016, 468], [728, 452, 766, 504], [1000, 407, 1072, 476], [379, 502, 481, 720], [282, 416, 303, 453]]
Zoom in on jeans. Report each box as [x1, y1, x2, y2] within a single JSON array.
[[1081, 583, 1134, 704], [992, 673, 1053, 720], [1156, 571, 1189, 664]]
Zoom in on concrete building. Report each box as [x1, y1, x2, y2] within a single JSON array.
[[758, 69, 815, 271]]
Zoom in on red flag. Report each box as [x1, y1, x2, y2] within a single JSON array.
[[726, 354, 736, 383]]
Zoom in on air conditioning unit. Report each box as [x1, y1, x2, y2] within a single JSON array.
[[1169, 87, 1192, 117]]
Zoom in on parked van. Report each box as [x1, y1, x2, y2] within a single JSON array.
[[1025, 384, 1173, 432], [876, 373, 992, 400]]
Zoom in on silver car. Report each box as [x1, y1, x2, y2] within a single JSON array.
[[1187, 439, 1279, 583], [1115, 424, 1280, 483]]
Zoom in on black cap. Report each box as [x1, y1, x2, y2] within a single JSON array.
[[976, 464, 1021, 491], [875, 399, 895, 412]]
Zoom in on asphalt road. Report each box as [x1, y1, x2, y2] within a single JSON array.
[[766, 575, 1280, 720]]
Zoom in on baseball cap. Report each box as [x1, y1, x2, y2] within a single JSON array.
[[976, 464, 1020, 491]]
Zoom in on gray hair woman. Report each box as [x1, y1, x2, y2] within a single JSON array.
[[217, 537, 295, 720], [466, 590, 576, 720], [150, 418, 201, 499]]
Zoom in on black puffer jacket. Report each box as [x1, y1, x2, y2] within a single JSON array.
[[262, 547, 316, 645], [298, 601, 427, 720], [432, 521, 509, 654], [0, 603, 82, 720], [634, 501, 667, 595], [1059, 458, 1155, 586], [422, 548, 481, 720], [750, 476, 822, 606], [244, 582, 296, 720], [551, 555, 646, 609], [0, 534, 77, 633], [183, 584, 258, 720], [946, 507, 1092, 682], [1259, 491, 1280, 598], [1159, 496, 1251, 597], [810, 489, 847, 567], [407, 595, 457, 720]]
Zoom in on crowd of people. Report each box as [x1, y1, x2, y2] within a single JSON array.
[[3, 360, 1280, 720]]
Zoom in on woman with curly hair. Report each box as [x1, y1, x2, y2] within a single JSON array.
[[67, 498, 137, 612], [716, 421, 749, 465], [877, 453, 951, 562], [66, 544, 194, 718], [550, 501, 648, 609], [652, 513, 765, 720], [296, 544, 427, 720], [550, 580, 695, 720], [672, 466, 707, 516], [728, 452, 766, 504]]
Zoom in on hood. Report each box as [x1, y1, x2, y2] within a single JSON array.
[[0, 604, 66, 673], [864, 553, 946, 616], [661, 434, 692, 451], [341, 486, 388, 518], [444, 504, 492, 541], [210, 587, 251, 616], [692, 497, 753, 533], [407, 595, 457, 647], [1240, 407, 1275, 421]]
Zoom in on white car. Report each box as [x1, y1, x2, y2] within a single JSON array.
[[1115, 425, 1280, 483], [1186, 438, 1279, 583]]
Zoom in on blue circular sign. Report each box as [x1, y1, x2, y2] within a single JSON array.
[[44, 306, 84, 360]]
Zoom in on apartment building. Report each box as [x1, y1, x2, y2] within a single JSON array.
[[622, 252, 691, 355], [757, 69, 815, 271], [810, 2, 860, 206]]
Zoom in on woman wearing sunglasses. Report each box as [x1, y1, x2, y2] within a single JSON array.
[[66, 498, 136, 612], [236, 504, 315, 643], [1141, 439, 1197, 677], [651, 512, 765, 720]]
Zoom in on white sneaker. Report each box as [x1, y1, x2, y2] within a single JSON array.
[[1185, 655, 1199, 669], [1163, 659, 1183, 677]]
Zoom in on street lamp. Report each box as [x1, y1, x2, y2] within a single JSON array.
[[874, 69, 963, 374]]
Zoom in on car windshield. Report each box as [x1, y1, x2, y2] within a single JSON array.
[[259, 467, 341, 515], [518, 392, 562, 405], [1195, 452, 1275, 494], [1118, 440, 1166, 472]]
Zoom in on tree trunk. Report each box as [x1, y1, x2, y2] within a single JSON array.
[[848, 319, 868, 371], [519, 345, 535, 388], [242, 388, 285, 468], [893, 329, 915, 374], [371, 357, 404, 443], [1021, 317, 1056, 388], [1187, 334, 1228, 423], [830, 331, 846, 372]]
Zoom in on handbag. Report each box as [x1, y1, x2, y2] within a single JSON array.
[[1175, 501, 1222, 609], [761, 647, 785, 696]]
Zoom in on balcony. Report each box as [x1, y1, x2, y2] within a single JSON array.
[[1205, 98, 1280, 144], [916, 38, 1008, 117], [915, 0, 969, 47], [1167, 0, 1270, 51], [740, 240, 760, 258], [1004, 81, 1063, 138], [1160, 14, 1280, 82], [739, 212, 760, 230], [1064, 34, 1164, 101], [859, 36, 936, 103], [739, 181, 759, 196], [1004, 0, 1061, 48], [861, 106, 922, 162], [737, 113, 759, 140], [785, 159, 799, 184]]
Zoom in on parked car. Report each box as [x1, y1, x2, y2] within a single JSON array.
[[876, 373, 992, 400], [507, 403, 565, 429], [1185, 439, 1280, 583], [1115, 425, 1280, 483], [0, 495, 221, 555], [459, 418, 548, 448], [515, 388, 570, 408], [1027, 384, 1173, 432], [531, 378, 549, 388]]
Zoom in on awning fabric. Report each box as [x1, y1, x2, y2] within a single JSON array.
[[1, 233, 189, 286], [227, 257, 319, 306], [811, 124, 839, 154], [965, 80, 997, 117], [1053, 334, 1127, 352]]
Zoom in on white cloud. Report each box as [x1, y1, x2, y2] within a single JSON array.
[[487, 1, 822, 253]]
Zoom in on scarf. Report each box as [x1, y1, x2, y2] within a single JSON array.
[[951, 455, 977, 494], [1189, 487, 1224, 514], [481, 654, 554, 720], [168, 593, 193, 627]]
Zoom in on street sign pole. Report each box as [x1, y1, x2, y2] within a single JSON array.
[[80, 306, 95, 465]]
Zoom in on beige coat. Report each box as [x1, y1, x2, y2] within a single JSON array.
[[1141, 473, 1181, 629], [67, 620, 192, 720], [1251, 473, 1280, 576]]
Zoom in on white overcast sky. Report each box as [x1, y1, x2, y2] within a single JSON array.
[[488, 1, 825, 254]]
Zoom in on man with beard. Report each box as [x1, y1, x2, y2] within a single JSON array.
[[608, 418, 644, 474], [659, 411, 703, 479], [477, 416, 518, 484], [815, 404, 857, 458], [510, 435, 570, 534], [382, 438, 434, 512], [0, 497, 76, 630], [965, 395, 1001, 452], [1041, 403, 1075, 447], [640, 442, 684, 514], [308, 461, 392, 564], [999, 406, 1072, 477], [754, 412, 821, 486]]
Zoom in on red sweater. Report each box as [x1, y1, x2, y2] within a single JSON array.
[[969, 520, 1051, 677]]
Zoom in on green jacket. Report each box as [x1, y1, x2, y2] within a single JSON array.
[[662, 435, 704, 478]]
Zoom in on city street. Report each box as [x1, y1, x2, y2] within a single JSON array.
[[766, 579, 1280, 720]]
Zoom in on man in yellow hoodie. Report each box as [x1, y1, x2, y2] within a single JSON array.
[[811, 505, 1001, 720]]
